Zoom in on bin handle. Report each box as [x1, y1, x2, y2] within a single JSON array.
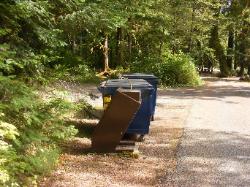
[[102, 80, 108, 87], [128, 79, 133, 90], [120, 77, 133, 90]]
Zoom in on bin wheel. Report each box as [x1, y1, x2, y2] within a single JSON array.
[[137, 135, 145, 142], [151, 115, 155, 121]]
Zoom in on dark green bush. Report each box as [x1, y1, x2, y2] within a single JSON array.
[[0, 76, 78, 186], [130, 52, 202, 87]]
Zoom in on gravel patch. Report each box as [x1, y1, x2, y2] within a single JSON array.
[[38, 80, 102, 107]]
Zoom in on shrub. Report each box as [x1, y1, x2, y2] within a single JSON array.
[[130, 52, 202, 87], [0, 76, 77, 186], [47, 64, 99, 84]]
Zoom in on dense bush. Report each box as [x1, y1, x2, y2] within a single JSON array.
[[0, 76, 77, 186], [131, 52, 202, 87]]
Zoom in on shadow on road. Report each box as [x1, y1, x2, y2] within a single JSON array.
[[158, 78, 250, 100]]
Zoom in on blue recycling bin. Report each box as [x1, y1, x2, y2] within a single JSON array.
[[98, 79, 154, 135], [122, 73, 158, 120]]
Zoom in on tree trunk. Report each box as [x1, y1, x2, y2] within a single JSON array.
[[238, 39, 245, 77], [239, 0, 250, 76], [72, 34, 76, 54], [103, 35, 109, 72], [159, 40, 163, 56], [79, 33, 83, 57], [238, 23, 248, 77], [116, 27, 123, 67], [128, 33, 132, 64], [239, 61, 244, 76], [234, 30, 238, 70], [209, 25, 228, 77], [226, 27, 234, 71], [188, 6, 195, 52]]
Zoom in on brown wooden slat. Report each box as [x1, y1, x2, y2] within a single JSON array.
[[91, 90, 140, 152], [115, 145, 137, 152], [119, 140, 136, 146]]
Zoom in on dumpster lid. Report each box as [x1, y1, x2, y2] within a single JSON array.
[[122, 73, 158, 80], [100, 79, 153, 89]]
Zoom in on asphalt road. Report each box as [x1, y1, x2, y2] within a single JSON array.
[[164, 78, 250, 187]]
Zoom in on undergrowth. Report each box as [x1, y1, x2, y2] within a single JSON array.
[[0, 76, 78, 186], [45, 64, 100, 85]]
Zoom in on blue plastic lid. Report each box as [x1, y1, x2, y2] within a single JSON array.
[[98, 79, 154, 97], [122, 73, 158, 85], [122, 73, 158, 82], [100, 79, 153, 89]]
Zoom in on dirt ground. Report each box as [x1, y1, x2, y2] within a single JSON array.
[[39, 83, 192, 187]]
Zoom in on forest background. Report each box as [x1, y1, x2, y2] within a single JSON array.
[[0, 0, 249, 186]]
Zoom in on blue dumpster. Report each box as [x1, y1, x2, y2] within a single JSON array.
[[98, 79, 154, 135], [122, 73, 158, 120]]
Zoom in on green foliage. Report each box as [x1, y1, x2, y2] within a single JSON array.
[[131, 52, 202, 87], [192, 46, 218, 69], [0, 117, 19, 186], [0, 0, 66, 80], [1, 0, 249, 80], [24, 146, 60, 175], [0, 76, 77, 186], [6, 0, 250, 185], [1, 0, 250, 185], [48, 63, 99, 84], [157, 53, 202, 86]]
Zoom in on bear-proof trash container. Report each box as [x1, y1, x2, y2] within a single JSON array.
[[122, 73, 158, 120], [98, 79, 154, 135]]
